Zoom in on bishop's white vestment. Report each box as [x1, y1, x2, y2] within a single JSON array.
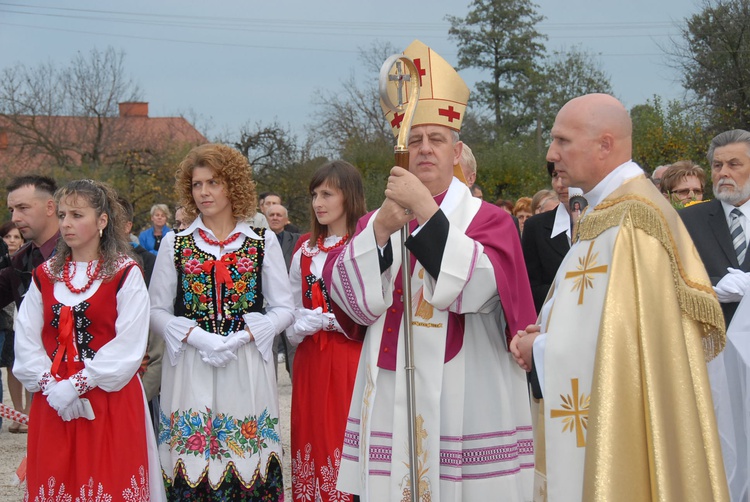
[[332, 178, 537, 501]]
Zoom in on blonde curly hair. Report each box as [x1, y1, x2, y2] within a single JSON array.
[[175, 144, 258, 222]]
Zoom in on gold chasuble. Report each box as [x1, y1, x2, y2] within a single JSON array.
[[537, 174, 728, 501]]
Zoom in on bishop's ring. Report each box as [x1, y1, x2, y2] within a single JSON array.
[[404, 208, 412, 215]]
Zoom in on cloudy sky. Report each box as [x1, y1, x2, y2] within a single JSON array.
[[0, 0, 701, 139]]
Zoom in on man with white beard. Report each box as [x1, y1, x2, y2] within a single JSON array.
[[681, 129, 750, 326]]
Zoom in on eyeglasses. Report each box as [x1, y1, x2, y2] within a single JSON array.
[[670, 188, 704, 198]]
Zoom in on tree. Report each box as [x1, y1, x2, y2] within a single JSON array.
[[230, 121, 318, 230], [630, 96, 712, 182], [534, 46, 613, 150], [310, 41, 407, 209], [447, 0, 547, 135], [0, 46, 142, 169], [311, 41, 396, 158], [0, 47, 209, 228], [667, 0, 750, 131]]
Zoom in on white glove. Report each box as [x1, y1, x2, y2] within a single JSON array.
[[59, 398, 86, 421], [200, 349, 238, 368], [46, 379, 79, 413], [186, 327, 225, 353], [293, 307, 339, 337], [714, 268, 750, 303], [223, 330, 252, 353], [42, 378, 58, 396], [188, 327, 238, 368], [200, 331, 250, 366]]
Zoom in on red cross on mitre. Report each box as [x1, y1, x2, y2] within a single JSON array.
[[413, 58, 427, 86], [439, 106, 461, 122], [391, 112, 404, 128]]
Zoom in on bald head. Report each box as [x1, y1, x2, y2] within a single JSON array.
[[651, 165, 670, 189], [266, 204, 289, 234], [547, 94, 633, 193], [562, 94, 632, 153]]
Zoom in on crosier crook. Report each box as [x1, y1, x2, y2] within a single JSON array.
[[379, 53, 421, 502]]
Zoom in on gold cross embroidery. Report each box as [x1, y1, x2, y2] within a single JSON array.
[[413, 269, 434, 320], [564, 240, 608, 305], [550, 378, 590, 448]]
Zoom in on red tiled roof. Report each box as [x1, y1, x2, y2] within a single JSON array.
[[0, 110, 207, 174]]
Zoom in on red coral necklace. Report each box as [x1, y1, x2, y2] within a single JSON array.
[[316, 234, 348, 252], [199, 228, 241, 247], [62, 255, 103, 294]]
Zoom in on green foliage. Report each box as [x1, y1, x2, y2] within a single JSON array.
[[259, 156, 330, 234], [670, 0, 750, 131], [447, 0, 547, 134], [447, 2, 612, 145], [342, 137, 394, 210], [631, 96, 712, 175], [536, 47, 614, 140], [472, 137, 550, 202], [106, 144, 192, 230]]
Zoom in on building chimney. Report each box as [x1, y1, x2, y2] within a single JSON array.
[[118, 102, 149, 118], [0, 130, 7, 150]]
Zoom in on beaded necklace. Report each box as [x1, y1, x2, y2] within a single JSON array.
[[316, 234, 348, 252], [302, 234, 348, 257], [62, 255, 102, 294], [199, 228, 242, 247]]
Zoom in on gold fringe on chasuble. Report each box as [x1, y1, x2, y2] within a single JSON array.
[[575, 191, 725, 361]]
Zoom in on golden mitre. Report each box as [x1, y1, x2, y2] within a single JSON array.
[[381, 39, 470, 135]]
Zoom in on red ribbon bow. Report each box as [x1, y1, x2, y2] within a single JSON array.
[[51, 306, 79, 381], [202, 253, 237, 289]]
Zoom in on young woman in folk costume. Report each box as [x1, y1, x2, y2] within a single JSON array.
[[149, 143, 294, 500], [290, 160, 367, 502], [14, 179, 165, 501]]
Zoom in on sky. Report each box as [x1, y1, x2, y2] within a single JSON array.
[[0, 0, 703, 141]]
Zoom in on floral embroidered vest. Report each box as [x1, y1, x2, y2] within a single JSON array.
[[173, 231, 265, 336]]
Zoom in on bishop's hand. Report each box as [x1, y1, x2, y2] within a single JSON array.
[[384, 166, 438, 225]]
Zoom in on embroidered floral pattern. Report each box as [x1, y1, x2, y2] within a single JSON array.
[[70, 370, 94, 395], [400, 415, 432, 502], [174, 233, 264, 335], [320, 448, 350, 502], [292, 444, 352, 502], [121, 466, 149, 502], [38, 371, 54, 393], [159, 406, 280, 461], [50, 302, 94, 360], [28, 469, 148, 502], [292, 443, 315, 501], [75, 477, 112, 502], [304, 274, 332, 311], [29, 476, 72, 502]]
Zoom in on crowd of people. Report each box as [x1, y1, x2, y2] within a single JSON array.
[[0, 38, 748, 502]]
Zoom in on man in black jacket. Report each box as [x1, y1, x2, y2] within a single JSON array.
[[0, 175, 59, 311], [681, 129, 750, 326], [521, 163, 579, 312]]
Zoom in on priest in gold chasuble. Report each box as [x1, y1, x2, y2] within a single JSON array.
[[511, 93, 729, 502]]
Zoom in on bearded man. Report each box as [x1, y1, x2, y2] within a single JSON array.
[[681, 130, 750, 326]]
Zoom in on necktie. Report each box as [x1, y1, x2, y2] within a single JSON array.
[[730, 208, 747, 265]]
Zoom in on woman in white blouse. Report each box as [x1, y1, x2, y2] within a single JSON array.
[[149, 143, 294, 500], [14, 179, 164, 501]]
